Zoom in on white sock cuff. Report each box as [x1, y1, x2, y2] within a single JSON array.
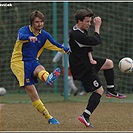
[[107, 85, 114, 88], [84, 109, 91, 115]]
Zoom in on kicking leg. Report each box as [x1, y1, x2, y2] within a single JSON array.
[[37, 66, 61, 86], [102, 59, 126, 99]]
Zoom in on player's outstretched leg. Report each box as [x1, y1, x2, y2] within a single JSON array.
[[46, 68, 61, 85], [106, 91, 126, 99], [103, 68, 126, 99]]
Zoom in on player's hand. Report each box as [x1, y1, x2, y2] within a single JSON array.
[[63, 47, 71, 54], [93, 16, 102, 34], [93, 16, 102, 26], [29, 36, 38, 43]]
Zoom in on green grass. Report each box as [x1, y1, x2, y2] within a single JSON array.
[[0, 92, 133, 104]]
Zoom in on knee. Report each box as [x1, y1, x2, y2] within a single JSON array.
[[95, 86, 104, 95], [106, 59, 114, 69], [101, 59, 114, 70]]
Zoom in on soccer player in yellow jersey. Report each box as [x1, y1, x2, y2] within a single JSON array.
[[10, 10, 70, 124]]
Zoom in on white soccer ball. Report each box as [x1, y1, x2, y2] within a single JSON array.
[[0, 87, 6, 96], [118, 57, 133, 73]]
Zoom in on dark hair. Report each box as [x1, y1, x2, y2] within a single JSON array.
[[30, 10, 44, 26], [74, 8, 94, 23]]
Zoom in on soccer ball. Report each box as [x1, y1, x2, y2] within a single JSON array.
[[0, 87, 6, 96], [118, 57, 133, 73]]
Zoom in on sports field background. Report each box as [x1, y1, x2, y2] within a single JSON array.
[[0, 2, 133, 132], [1, 93, 133, 131], [0, 2, 133, 95]]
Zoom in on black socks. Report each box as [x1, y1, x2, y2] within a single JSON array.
[[83, 92, 102, 118]]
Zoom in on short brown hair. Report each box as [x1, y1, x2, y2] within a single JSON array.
[[30, 10, 44, 26], [74, 8, 94, 23]]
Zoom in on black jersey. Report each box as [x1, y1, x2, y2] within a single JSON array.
[[69, 25, 101, 80]]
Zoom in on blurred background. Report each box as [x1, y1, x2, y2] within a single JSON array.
[[0, 2, 133, 98]]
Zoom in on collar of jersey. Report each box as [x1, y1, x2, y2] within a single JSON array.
[[73, 25, 84, 33], [29, 25, 42, 36]]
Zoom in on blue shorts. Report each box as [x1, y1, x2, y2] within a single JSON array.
[[11, 60, 41, 87]]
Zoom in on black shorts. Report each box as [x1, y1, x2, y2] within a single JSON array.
[[81, 57, 106, 93]]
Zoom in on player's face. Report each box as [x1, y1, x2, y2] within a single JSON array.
[[81, 17, 92, 31], [32, 17, 44, 31]]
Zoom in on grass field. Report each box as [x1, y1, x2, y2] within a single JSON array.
[[0, 93, 133, 131], [1, 92, 133, 103]]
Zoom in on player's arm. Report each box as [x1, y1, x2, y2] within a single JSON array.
[[75, 30, 101, 47], [18, 27, 37, 42], [75, 16, 102, 47], [44, 32, 70, 54], [17, 27, 30, 40], [93, 16, 102, 34]]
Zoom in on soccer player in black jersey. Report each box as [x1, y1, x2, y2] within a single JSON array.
[[69, 8, 126, 128]]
